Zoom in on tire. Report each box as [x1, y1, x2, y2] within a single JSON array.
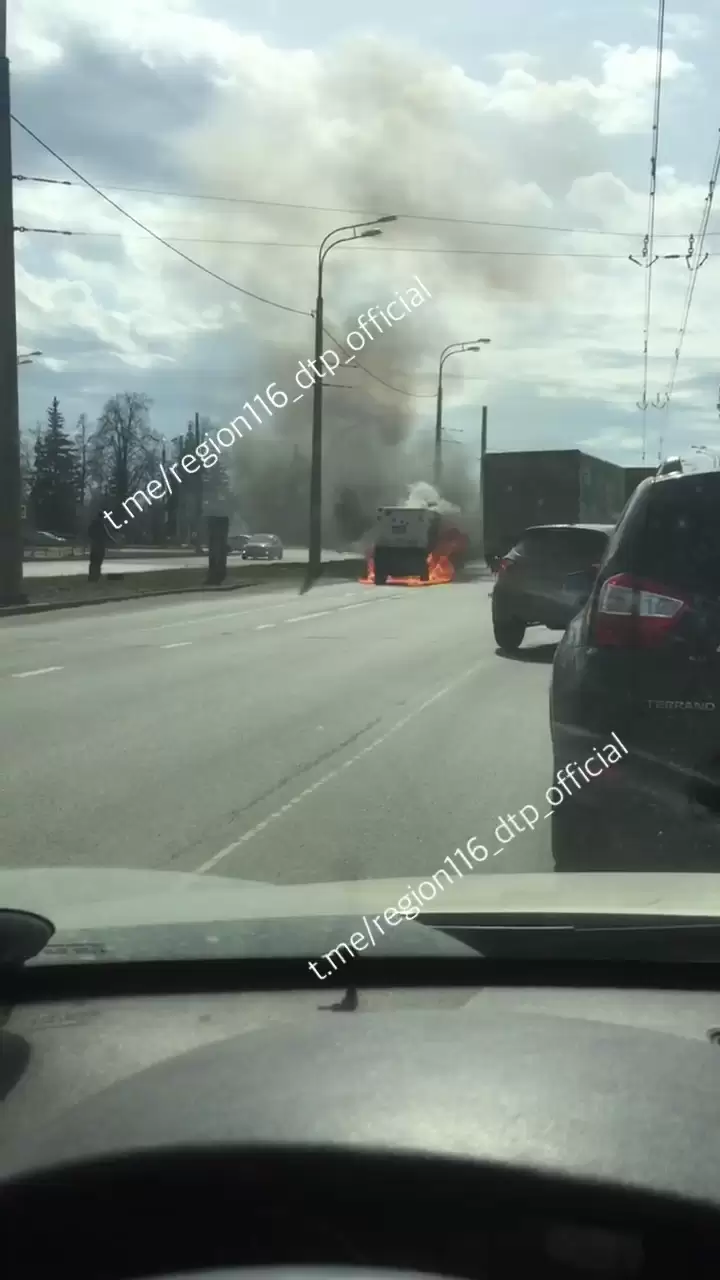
[[551, 802, 585, 872], [493, 615, 525, 652]]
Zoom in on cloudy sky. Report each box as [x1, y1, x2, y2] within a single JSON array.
[[9, 0, 720, 474]]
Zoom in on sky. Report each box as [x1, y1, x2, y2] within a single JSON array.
[[9, 0, 720, 482]]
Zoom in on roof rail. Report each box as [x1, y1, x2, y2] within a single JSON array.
[[656, 456, 683, 477]]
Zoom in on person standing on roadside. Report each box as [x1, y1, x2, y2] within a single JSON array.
[[87, 509, 109, 582]]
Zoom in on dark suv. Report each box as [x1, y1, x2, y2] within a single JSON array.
[[491, 524, 612, 652], [550, 469, 720, 871]]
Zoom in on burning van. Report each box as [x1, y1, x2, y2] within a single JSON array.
[[365, 506, 469, 586]]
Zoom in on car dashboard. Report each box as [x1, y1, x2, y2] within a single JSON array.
[[3, 979, 720, 1279]]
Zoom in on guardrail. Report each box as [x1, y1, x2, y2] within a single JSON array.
[[24, 545, 78, 560]]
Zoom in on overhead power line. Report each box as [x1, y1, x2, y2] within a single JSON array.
[[9, 121, 470, 401], [14, 226, 639, 259], [10, 117, 309, 319], [632, 0, 666, 462], [13, 171, 720, 240], [657, 129, 720, 412]]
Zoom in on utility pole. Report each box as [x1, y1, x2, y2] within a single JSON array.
[[434, 340, 490, 491], [479, 404, 488, 556], [308, 287, 324, 584], [0, 0, 25, 604], [433, 372, 443, 490], [194, 411, 202, 549], [305, 214, 397, 591]]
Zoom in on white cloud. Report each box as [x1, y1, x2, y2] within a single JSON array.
[[9, 0, 717, 464], [662, 12, 707, 42]]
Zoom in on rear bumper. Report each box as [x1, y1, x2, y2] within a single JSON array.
[[374, 547, 428, 578], [551, 722, 720, 870], [492, 587, 577, 631]]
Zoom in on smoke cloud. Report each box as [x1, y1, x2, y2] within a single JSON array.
[[174, 33, 566, 538]]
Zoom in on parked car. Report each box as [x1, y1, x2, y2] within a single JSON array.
[[23, 530, 75, 559], [241, 534, 283, 561], [491, 524, 613, 652], [550, 468, 720, 871], [227, 533, 251, 554]]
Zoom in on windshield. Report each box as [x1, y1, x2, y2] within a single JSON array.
[[4, 0, 720, 972]]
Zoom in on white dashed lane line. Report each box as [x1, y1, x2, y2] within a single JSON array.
[[194, 661, 483, 875], [3, 590, 407, 678], [286, 610, 331, 623], [11, 666, 64, 679]]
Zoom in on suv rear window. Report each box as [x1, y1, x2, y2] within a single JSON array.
[[627, 476, 720, 591], [514, 527, 609, 568]]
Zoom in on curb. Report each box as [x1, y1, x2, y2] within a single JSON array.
[[0, 577, 267, 619], [0, 560, 366, 619]]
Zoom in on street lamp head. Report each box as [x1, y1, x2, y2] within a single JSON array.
[[360, 228, 382, 239], [375, 215, 398, 224], [465, 345, 481, 352]]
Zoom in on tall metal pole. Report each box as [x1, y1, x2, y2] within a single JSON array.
[[304, 216, 395, 590], [0, 0, 24, 604], [194, 410, 202, 547], [433, 366, 443, 489], [480, 404, 488, 555], [307, 262, 324, 585]]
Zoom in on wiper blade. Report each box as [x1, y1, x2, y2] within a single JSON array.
[[415, 912, 720, 961]]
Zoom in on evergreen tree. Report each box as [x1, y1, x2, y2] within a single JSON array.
[[30, 398, 81, 535]]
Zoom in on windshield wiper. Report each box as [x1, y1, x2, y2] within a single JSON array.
[[414, 912, 720, 962]]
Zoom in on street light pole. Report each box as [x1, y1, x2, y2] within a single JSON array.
[[434, 339, 490, 490], [0, 0, 25, 604], [306, 214, 397, 588], [480, 403, 488, 552]]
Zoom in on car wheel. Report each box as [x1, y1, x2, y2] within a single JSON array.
[[493, 615, 525, 652], [550, 801, 586, 872]]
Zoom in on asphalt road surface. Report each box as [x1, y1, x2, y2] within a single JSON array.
[[0, 574, 557, 881]]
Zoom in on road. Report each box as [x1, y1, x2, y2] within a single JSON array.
[[22, 547, 351, 577], [0, 573, 557, 881]]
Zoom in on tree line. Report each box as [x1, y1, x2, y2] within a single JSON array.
[[22, 393, 234, 544]]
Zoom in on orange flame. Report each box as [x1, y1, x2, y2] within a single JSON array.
[[361, 528, 468, 587]]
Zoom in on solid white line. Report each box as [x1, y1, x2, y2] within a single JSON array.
[[194, 661, 482, 875], [161, 641, 192, 649], [286, 610, 331, 623], [11, 666, 64, 679]]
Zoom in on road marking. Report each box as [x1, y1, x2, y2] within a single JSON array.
[[161, 641, 192, 649], [194, 661, 483, 875], [256, 623, 275, 630], [11, 666, 64, 679], [138, 589, 369, 634], [286, 610, 331, 623]]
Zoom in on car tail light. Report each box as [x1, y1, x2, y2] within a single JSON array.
[[592, 573, 688, 648], [497, 557, 512, 574]]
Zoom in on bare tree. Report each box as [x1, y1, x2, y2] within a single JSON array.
[[89, 392, 160, 504], [74, 413, 89, 507]]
